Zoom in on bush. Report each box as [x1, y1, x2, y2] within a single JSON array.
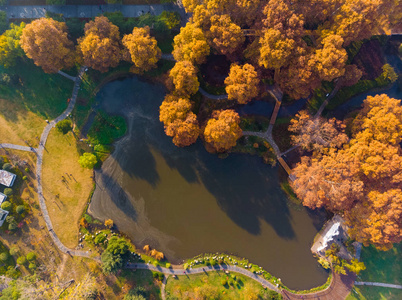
[[166, 263, 171, 268], [0, 252, 8, 262], [104, 219, 113, 228], [28, 262, 37, 270], [17, 256, 26, 265], [2, 163, 12, 171], [399, 43, 402, 55], [80, 217, 89, 228], [9, 247, 18, 256], [78, 153, 97, 169], [221, 279, 227, 286], [94, 234, 107, 245], [1, 201, 12, 211], [24, 167, 29, 173], [16, 205, 25, 214], [3, 188, 12, 196], [84, 214, 93, 223], [56, 119, 72, 134], [8, 222, 17, 231], [26, 252, 36, 261], [22, 176, 27, 181]]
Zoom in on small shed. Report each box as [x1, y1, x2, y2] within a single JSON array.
[[0, 209, 9, 227], [0, 170, 16, 187]]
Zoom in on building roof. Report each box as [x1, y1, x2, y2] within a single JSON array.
[[0, 208, 9, 225], [0, 192, 6, 204], [0, 170, 16, 187]]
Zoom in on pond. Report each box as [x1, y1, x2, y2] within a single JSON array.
[[88, 77, 328, 290]]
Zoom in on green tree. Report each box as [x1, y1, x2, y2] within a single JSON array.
[[16, 256, 26, 265], [56, 119, 72, 134], [344, 258, 366, 275], [78, 153, 97, 169], [26, 252, 36, 261], [1, 201, 12, 211], [101, 236, 131, 274], [0, 252, 8, 262], [0, 22, 26, 68], [16, 205, 25, 214]]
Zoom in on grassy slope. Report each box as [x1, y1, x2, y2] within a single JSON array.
[[41, 129, 93, 248]]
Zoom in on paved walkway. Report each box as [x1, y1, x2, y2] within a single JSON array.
[[0, 143, 36, 153], [354, 282, 402, 289], [35, 66, 93, 259], [0, 4, 183, 19], [127, 263, 281, 293], [199, 87, 228, 100]]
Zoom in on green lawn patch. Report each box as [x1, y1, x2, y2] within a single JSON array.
[[358, 243, 401, 285], [231, 136, 276, 165], [240, 115, 270, 132], [272, 117, 292, 153], [0, 59, 74, 119], [87, 110, 127, 146]]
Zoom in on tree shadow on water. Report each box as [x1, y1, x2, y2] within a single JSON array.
[[98, 170, 137, 221]]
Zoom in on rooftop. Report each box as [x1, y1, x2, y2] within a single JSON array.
[[0, 192, 6, 204], [0, 170, 16, 187]]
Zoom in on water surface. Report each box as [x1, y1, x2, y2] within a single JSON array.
[[89, 77, 328, 289]]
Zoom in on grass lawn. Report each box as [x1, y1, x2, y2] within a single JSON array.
[[117, 269, 162, 299], [0, 99, 45, 147], [165, 272, 280, 300], [0, 59, 74, 119], [346, 286, 402, 300], [42, 129, 93, 249], [359, 243, 401, 285], [272, 117, 292, 153]]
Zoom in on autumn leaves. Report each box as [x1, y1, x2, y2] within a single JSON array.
[[19, 16, 162, 74], [291, 95, 402, 250]]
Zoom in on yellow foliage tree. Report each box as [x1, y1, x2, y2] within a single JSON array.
[[259, 28, 295, 69], [224, 63, 259, 104], [122, 26, 161, 74], [159, 94, 192, 126], [169, 61, 199, 97], [78, 16, 122, 72], [172, 22, 210, 65], [20, 18, 74, 73], [165, 112, 200, 147], [203, 109, 242, 152], [207, 14, 245, 56]]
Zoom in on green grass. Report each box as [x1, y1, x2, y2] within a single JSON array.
[[358, 243, 401, 285], [87, 110, 127, 146], [271, 117, 292, 152], [117, 269, 161, 299], [0, 59, 74, 119], [198, 73, 227, 96], [347, 286, 402, 300], [231, 136, 276, 165], [165, 272, 282, 300], [239, 116, 270, 132]]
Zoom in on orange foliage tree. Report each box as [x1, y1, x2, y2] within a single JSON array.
[[289, 110, 349, 151], [122, 26, 161, 74], [172, 22, 210, 65], [207, 14, 245, 56], [224, 63, 259, 104], [203, 109, 242, 152], [159, 94, 199, 147], [292, 94, 402, 250], [169, 61, 199, 97], [20, 18, 74, 73], [78, 16, 122, 72]]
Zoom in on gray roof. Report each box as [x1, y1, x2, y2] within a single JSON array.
[[0, 192, 6, 204], [0, 170, 16, 187]]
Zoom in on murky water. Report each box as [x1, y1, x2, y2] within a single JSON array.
[[88, 77, 328, 289]]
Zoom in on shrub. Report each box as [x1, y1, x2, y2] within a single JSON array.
[[399, 43, 402, 55], [152, 260, 160, 267], [9, 247, 18, 256], [22, 176, 27, 181], [84, 214, 93, 223], [166, 263, 171, 268], [221, 279, 227, 286], [16, 205, 25, 214], [24, 167, 29, 173], [2, 163, 12, 171], [28, 262, 37, 270], [46, 0, 66, 4], [56, 119, 72, 134], [94, 234, 107, 245], [0, 252, 8, 262], [26, 252, 36, 261], [104, 219, 113, 228], [1, 201, 12, 211], [3, 188, 12, 196], [80, 217, 89, 228], [78, 153, 97, 169], [17, 256, 26, 265], [8, 222, 17, 231]]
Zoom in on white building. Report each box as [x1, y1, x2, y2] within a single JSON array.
[[0, 170, 16, 187], [0, 192, 7, 204], [0, 209, 9, 227]]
